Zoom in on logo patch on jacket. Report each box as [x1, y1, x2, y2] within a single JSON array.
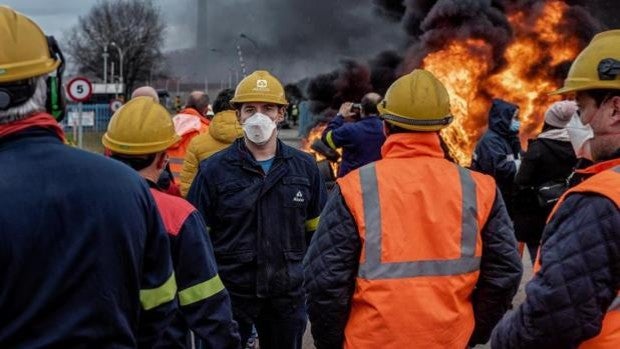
[[293, 190, 305, 203]]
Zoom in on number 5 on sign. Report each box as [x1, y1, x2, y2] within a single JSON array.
[[66, 77, 92, 102]]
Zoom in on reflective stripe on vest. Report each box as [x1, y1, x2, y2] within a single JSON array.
[[358, 163, 480, 280], [609, 296, 620, 312]]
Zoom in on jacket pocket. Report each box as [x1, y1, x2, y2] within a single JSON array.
[[216, 251, 256, 293], [283, 250, 305, 292], [282, 176, 311, 208]]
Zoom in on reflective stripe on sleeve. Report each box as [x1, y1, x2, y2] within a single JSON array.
[[178, 274, 225, 307], [325, 131, 337, 150], [140, 272, 177, 311], [305, 216, 320, 232]]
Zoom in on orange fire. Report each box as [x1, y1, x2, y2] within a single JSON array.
[[423, 0, 581, 166], [300, 123, 328, 160]]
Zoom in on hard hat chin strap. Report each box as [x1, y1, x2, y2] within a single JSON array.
[[381, 113, 453, 127], [598, 58, 620, 81]]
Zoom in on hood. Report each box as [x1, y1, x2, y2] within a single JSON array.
[[209, 110, 244, 143], [173, 109, 210, 137], [488, 99, 519, 136]]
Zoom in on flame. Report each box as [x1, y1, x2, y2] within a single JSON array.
[[300, 123, 328, 158], [422, 0, 581, 166]]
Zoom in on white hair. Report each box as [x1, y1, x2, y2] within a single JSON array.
[[0, 76, 48, 125]]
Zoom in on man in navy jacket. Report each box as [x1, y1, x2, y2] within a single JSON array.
[[322, 92, 386, 177]]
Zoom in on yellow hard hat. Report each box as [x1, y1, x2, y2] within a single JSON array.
[[552, 30, 620, 95], [0, 6, 60, 83], [230, 70, 288, 106], [378, 69, 452, 131], [102, 97, 180, 155]]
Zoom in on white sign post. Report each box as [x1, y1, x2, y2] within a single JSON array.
[[66, 77, 93, 148]]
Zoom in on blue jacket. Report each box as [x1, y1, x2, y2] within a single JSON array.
[[471, 99, 521, 201], [322, 114, 385, 177], [0, 126, 176, 348], [148, 184, 240, 349], [187, 138, 327, 299], [492, 162, 620, 348]]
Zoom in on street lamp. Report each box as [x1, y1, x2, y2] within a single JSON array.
[[239, 33, 260, 69], [102, 44, 109, 84], [110, 42, 124, 88]]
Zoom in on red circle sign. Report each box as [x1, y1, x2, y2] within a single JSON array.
[[66, 77, 93, 102]]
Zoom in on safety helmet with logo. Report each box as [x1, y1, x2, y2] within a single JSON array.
[[552, 30, 620, 95], [102, 96, 180, 155], [378, 69, 452, 131], [0, 6, 66, 119], [230, 70, 288, 106]]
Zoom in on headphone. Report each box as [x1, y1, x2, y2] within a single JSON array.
[[46, 36, 66, 122], [0, 35, 66, 122]]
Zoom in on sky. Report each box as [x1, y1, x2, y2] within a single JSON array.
[[4, 0, 405, 83], [4, 0, 619, 84]]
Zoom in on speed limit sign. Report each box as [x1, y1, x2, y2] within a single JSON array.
[[110, 99, 123, 112], [66, 77, 93, 102]]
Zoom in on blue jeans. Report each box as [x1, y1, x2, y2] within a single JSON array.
[[233, 296, 307, 349]]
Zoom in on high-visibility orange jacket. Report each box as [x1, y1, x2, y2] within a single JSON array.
[[548, 160, 620, 349], [304, 133, 523, 349], [492, 158, 620, 348], [168, 108, 210, 182]]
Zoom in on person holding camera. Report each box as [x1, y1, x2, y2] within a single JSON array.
[[321, 92, 386, 177]]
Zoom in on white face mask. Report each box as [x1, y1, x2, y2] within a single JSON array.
[[566, 113, 594, 160], [243, 112, 277, 145]]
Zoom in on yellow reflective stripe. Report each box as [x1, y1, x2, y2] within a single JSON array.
[[178, 274, 225, 306], [140, 272, 177, 311], [325, 131, 337, 150], [305, 216, 320, 231]]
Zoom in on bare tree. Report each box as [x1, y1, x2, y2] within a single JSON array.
[[65, 0, 166, 97]]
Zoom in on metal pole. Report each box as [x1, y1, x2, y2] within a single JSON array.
[[103, 44, 109, 84], [240, 33, 260, 69], [77, 102, 83, 148], [111, 61, 116, 98], [111, 42, 124, 94], [228, 69, 232, 89]]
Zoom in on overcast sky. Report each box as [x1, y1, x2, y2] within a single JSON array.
[[4, 0, 194, 50]]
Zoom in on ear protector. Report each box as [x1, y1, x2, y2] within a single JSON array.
[[46, 36, 66, 122], [0, 36, 66, 122]]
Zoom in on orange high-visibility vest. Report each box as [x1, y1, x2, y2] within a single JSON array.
[[338, 143, 497, 349], [168, 108, 209, 182], [537, 162, 620, 349]]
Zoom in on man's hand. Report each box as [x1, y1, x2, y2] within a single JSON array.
[[339, 102, 356, 122]]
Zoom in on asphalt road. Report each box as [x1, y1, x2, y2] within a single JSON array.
[[279, 127, 535, 349]]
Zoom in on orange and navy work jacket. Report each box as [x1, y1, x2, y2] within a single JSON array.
[[304, 133, 523, 349], [148, 183, 240, 348], [537, 160, 620, 349]]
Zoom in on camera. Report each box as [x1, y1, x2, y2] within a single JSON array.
[[350, 103, 362, 113]]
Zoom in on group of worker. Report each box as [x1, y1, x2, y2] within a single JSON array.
[[2, 5, 620, 349]]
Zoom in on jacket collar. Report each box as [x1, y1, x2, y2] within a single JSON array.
[[226, 137, 293, 165], [381, 132, 445, 159], [0, 112, 65, 142], [577, 156, 620, 176]]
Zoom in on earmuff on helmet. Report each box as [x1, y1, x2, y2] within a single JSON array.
[[45, 36, 66, 122], [0, 35, 66, 121]]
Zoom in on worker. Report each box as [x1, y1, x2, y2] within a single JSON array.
[[0, 7, 176, 347], [492, 29, 620, 348], [303, 69, 523, 349], [102, 97, 241, 349], [187, 70, 327, 349]]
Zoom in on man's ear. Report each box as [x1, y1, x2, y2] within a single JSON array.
[[276, 106, 286, 123], [155, 152, 167, 170], [609, 96, 620, 127]]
